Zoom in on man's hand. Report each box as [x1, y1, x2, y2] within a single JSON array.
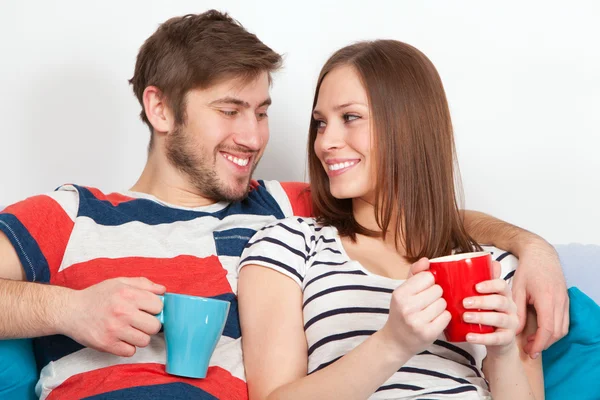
[[512, 239, 569, 358], [61, 277, 166, 357]]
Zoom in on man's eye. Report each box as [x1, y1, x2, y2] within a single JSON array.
[[221, 110, 238, 116]]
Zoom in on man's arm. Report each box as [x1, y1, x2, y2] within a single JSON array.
[[0, 231, 70, 337], [462, 210, 569, 358], [0, 231, 165, 356], [462, 210, 537, 255]]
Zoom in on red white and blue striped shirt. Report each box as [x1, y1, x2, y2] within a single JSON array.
[[0, 180, 311, 400]]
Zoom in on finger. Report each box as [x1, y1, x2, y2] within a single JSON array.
[[410, 284, 444, 312], [550, 293, 567, 347], [529, 298, 555, 355], [562, 296, 570, 338], [466, 330, 514, 347], [119, 277, 166, 294], [475, 279, 509, 295], [528, 326, 552, 358], [119, 327, 153, 348], [463, 311, 515, 329], [513, 286, 527, 335], [402, 271, 435, 295], [407, 258, 430, 278], [430, 310, 452, 333], [107, 341, 137, 357], [134, 291, 164, 315], [420, 297, 447, 323], [463, 294, 513, 312], [492, 261, 501, 280], [130, 311, 163, 335]]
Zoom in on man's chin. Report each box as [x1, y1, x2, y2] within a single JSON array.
[[215, 180, 252, 202]]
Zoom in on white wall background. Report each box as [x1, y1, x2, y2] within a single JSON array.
[[0, 0, 598, 245]]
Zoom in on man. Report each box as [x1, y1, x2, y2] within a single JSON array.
[[0, 10, 568, 399]]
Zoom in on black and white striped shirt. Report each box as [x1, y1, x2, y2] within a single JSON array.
[[239, 217, 517, 400]]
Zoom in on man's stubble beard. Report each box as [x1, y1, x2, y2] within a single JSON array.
[[165, 126, 259, 202]]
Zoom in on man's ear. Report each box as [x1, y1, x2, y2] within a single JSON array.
[[143, 86, 175, 134]]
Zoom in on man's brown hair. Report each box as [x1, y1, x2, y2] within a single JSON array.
[[308, 40, 480, 261], [129, 10, 282, 149]]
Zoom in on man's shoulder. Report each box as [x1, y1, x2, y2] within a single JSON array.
[[0, 184, 86, 220], [247, 180, 312, 218], [56, 184, 137, 206]]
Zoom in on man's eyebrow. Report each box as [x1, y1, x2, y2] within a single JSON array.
[[209, 96, 272, 108], [259, 98, 272, 107]]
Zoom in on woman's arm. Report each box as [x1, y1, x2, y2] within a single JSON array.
[[238, 260, 448, 400], [482, 307, 544, 400], [465, 261, 544, 400], [239, 266, 407, 400]]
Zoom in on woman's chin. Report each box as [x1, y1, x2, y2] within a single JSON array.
[[329, 186, 363, 200]]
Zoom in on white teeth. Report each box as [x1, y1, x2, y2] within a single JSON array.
[[224, 154, 249, 167], [328, 161, 356, 171]]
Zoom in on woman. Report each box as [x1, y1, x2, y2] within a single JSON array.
[[237, 40, 543, 399]]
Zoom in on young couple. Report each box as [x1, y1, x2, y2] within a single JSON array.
[[0, 10, 561, 399]]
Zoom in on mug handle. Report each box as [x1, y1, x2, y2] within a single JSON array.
[[155, 294, 165, 324]]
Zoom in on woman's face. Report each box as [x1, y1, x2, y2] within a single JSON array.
[[313, 65, 376, 201]]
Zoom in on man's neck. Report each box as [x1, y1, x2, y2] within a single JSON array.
[[130, 151, 217, 208]]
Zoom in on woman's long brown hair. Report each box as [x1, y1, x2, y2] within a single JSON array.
[[308, 40, 480, 261]]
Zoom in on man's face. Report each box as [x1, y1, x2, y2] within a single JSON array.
[[166, 72, 271, 202]]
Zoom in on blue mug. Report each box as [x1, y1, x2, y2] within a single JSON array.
[[156, 293, 230, 378]]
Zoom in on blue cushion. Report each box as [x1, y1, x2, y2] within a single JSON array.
[[0, 338, 38, 399], [542, 287, 600, 399]]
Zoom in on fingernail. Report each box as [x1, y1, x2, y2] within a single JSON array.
[[466, 334, 476, 342], [475, 283, 484, 291], [463, 298, 474, 307], [532, 352, 540, 359], [463, 313, 474, 322]]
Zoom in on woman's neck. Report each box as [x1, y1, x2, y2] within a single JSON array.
[[352, 197, 404, 251]]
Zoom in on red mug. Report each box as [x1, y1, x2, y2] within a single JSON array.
[[429, 251, 495, 342]]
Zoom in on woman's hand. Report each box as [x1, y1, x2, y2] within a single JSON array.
[[380, 258, 451, 359], [462, 261, 520, 358]]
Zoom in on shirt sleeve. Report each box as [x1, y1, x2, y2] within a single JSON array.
[[483, 245, 519, 288], [0, 186, 79, 282], [238, 217, 315, 287]]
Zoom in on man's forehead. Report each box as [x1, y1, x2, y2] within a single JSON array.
[[198, 72, 271, 105]]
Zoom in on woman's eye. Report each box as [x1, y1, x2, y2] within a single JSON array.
[[343, 113, 360, 122], [315, 120, 326, 129]]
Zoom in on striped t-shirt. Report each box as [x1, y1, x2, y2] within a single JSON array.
[[238, 217, 518, 400], [0, 180, 311, 400]]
